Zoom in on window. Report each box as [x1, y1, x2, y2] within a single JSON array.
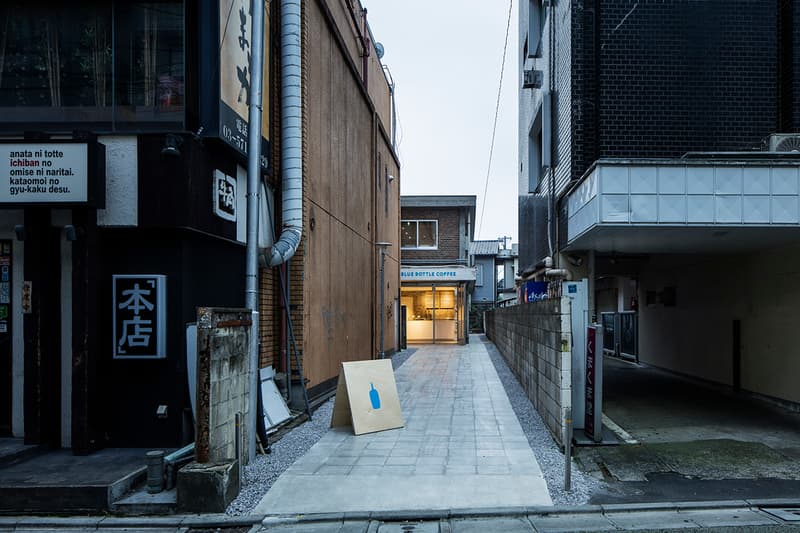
[[475, 264, 484, 287], [528, 0, 545, 58], [401, 220, 437, 249], [0, 0, 184, 131], [528, 92, 551, 193]]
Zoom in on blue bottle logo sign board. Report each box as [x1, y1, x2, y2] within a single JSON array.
[[331, 359, 404, 435], [369, 383, 381, 410]]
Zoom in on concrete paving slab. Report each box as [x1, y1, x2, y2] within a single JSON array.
[[528, 512, 617, 532], [605, 510, 700, 529], [449, 517, 534, 532], [676, 508, 779, 527], [377, 522, 439, 533], [255, 343, 552, 515]]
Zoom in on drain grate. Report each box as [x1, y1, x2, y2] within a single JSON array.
[[761, 508, 800, 522]]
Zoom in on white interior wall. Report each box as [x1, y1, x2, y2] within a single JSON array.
[[638, 248, 800, 403]]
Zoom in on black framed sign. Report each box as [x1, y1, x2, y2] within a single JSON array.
[[112, 275, 167, 359]]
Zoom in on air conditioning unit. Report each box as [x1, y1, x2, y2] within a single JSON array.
[[523, 69, 543, 89], [768, 133, 800, 152]]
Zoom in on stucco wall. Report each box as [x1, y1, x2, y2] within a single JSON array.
[[638, 248, 800, 404], [485, 298, 572, 445]]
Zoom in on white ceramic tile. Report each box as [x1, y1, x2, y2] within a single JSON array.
[[743, 167, 770, 195], [600, 166, 629, 194], [631, 195, 657, 223], [743, 196, 770, 224], [630, 167, 657, 193], [772, 196, 799, 224], [688, 167, 714, 194], [658, 195, 686, 223], [715, 195, 742, 223], [715, 167, 743, 195], [771, 167, 799, 195], [658, 166, 686, 194], [601, 194, 630, 223]]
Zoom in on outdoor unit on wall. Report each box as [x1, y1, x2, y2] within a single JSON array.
[[768, 133, 800, 152], [523, 69, 544, 89]]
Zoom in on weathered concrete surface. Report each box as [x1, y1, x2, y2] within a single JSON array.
[[577, 357, 800, 504]]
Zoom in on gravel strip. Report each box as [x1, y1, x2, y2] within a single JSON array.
[[226, 348, 419, 515], [481, 335, 605, 505]]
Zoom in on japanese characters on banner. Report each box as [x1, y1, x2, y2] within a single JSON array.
[[113, 275, 167, 359], [219, 0, 270, 169], [0, 241, 11, 334], [0, 143, 89, 203]]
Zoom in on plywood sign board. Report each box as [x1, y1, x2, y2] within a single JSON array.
[[331, 359, 404, 435]]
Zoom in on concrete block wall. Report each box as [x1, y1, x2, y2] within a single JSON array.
[[196, 308, 252, 465], [486, 298, 572, 446]]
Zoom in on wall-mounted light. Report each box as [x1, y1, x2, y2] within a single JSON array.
[[387, 174, 395, 183], [161, 134, 183, 157], [14, 225, 25, 241]]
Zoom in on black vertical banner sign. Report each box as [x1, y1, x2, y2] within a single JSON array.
[[584, 326, 597, 441]]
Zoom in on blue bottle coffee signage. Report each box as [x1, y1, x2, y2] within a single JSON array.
[[112, 275, 167, 359]]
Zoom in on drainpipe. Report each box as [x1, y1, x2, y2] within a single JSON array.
[[265, 0, 303, 267], [245, 0, 267, 463]]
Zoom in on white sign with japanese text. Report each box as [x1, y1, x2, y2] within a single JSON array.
[[0, 143, 88, 203], [213, 170, 237, 222], [112, 275, 167, 359]]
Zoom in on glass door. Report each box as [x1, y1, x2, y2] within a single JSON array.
[[433, 286, 458, 343]]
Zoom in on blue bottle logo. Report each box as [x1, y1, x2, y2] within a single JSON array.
[[369, 383, 381, 410]]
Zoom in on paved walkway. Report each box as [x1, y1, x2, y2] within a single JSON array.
[[254, 341, 552, 515]]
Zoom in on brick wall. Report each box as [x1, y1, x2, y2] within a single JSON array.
[[400, 206, 463, 262], [485, 298, 572, 446], [595, 1, 779, 163]]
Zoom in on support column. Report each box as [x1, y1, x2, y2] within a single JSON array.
[[71, 208, 100, 455], [23, 208, 61, 447]]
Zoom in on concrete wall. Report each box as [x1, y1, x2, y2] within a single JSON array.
[[485, 298, 572, 445], [195, 308, 251, 464], [638, 246, 800, 404]]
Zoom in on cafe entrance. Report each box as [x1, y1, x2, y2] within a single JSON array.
[[401, 284, 466, 344]]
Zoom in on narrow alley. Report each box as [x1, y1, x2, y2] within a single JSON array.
[[254, 339, 553, 514]]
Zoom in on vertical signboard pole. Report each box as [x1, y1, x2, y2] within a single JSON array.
[[584, 324, 603, 443]]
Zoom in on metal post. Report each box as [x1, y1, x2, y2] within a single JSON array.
[[376, 243, 392, 359], [245, 0, 266, 464], [565, 407, 572, 491]]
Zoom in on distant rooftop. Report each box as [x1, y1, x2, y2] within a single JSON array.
[[470, 240, 500, 256], [401, 195, 477, 209]]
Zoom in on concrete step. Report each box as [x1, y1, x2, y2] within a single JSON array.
[[110, 486, 178, 516]]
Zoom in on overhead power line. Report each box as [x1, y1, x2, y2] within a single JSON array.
[[477, 0, 513, 239]]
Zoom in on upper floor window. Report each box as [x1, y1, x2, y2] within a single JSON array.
[[0, 1, 184, 132], [401, 220, 437, 249], [528, 0, 544, 58]]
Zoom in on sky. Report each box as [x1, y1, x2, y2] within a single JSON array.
[[362, 0, 520, 245]]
